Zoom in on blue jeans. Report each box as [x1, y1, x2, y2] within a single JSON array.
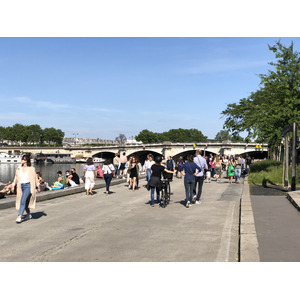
[[150, 187, 160, 205], [114, 165, 119, 176], [146, 169, 151, 182], [18, 183, 31, 216], [235, 168, 242, 182], [104, 174, 113, 192], [184, 178, 195, 204]]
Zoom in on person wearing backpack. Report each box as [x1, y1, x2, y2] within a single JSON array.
[[166, 156, 175, 180]]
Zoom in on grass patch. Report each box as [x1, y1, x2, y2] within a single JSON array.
[[249, 160, 299, 186]]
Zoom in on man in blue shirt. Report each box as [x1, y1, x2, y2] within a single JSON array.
[[193, 150, 208, 204]]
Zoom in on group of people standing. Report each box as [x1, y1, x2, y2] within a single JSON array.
[[143, 150, 250, 209], [7, 151, 251, 223]]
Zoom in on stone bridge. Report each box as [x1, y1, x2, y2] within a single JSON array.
[[1, 142, 268, 162]]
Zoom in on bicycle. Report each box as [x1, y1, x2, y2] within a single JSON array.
[[160, 178, 171, 208]]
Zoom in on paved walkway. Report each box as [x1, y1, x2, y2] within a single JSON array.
[[0, 176, 242, 262], [251, 194, 300, 262]]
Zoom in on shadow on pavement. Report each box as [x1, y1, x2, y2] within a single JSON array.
[[250, 182, 288, 196], [32, 211, 47, 219]]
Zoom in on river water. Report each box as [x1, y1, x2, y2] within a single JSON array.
[[0, 163, 100, 187]]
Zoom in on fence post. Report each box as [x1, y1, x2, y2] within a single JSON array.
[[291, 122, 297, 191]]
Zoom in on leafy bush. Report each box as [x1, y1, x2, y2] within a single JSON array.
[[249, 160, 282, 173], [249, 160, 300, 186]]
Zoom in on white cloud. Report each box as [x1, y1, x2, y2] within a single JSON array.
[[13, 96, 70, 109]]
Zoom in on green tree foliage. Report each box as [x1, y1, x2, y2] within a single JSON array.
[[0, 124, 64, 146], [214, 130, 244, 142], [0, 126, 6, 142], [135, 128, 207, 143], [43, 127, 65, 145], [27, 124, 43, 144], [214, 130, 231, 142], [135, 130, 158, 144], [222, 41, 300, 153]]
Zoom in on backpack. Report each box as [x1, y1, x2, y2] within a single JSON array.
[[166, 159, 174, 171]]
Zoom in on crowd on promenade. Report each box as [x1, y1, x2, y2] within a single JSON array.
[[0, 151, 253, 223]]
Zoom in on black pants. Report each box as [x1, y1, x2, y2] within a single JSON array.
[[104, 173, 113, 192], [193, 176, 204, 200]]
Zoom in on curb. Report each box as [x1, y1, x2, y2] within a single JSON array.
[[239, 177, 260, 262], [287, 191, 300, 212], [0, 176, 145, 210]]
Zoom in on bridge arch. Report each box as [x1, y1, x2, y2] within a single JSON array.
[[171, 148, 218, 160], [127, 150, 162, 165], [92, 151, 116, 161], [239, 150, 268, 159]]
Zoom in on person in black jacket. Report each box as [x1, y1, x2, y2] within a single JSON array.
[[71, 168, 80, 185], [147, 156, 174, 207]]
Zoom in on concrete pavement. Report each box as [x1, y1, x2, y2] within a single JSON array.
[[0, 176, 243, 262], [240, 179, 300, 262]]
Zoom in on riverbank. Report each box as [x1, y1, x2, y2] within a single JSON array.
[[0, 176, 145, 210]]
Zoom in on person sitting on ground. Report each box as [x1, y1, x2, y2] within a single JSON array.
[[65, 170, 79, 188], [96, 165, 104, 178], [57, 171, 67, 188], [71, 168, 80, 185], [51, 181, 64, 190], [36, 172, 51, 191], [0, 183, 14, 199], [51, 171, 66, 190]]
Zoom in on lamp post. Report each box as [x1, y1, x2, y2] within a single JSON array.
[[73, 133, 78, 146]]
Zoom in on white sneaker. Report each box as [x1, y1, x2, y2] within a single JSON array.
[[192, 195, 196, 203], [186, 201, 190, 208], [16, 216, 22, 223], [195, 201, 201, 204], [24, 214, 32, 220]]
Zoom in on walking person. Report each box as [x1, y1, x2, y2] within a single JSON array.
[[228, 157, 235, 184], [213, 155, 222, 182], [84, 157, 97, 195], [145, 154, 155, 182], [12, 154, 40, 223], [180, 154, 200, 208], [235, 155, 242, 184], [102, 159, 115, 194], [193, 150, 208, 204], [119, 152, 127, 179], [128, 156, 139, 191], [147, 156, 173, 207], [166, 155, 175, 180], [113, 153, 120, 178]]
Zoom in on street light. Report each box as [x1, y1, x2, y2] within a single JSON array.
[[73, 133, 78, 145]]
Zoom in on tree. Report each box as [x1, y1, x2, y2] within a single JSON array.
[[135, 128, 207, 143], [0, 126, 6, 143], [115, 133, 127, 144], [11, 123, 27, 144], [135, 130, 158, 144], [27, 124, 43, 145], [214, 130, 231, 142], [222, 41, 300, 156], [43, 127, 65, 145]]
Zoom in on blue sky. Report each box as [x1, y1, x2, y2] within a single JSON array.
[[1, 37, 300, 140]]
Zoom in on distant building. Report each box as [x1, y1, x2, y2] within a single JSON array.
[[126, 138, 142, 145], [63, 137, 118, 146]]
